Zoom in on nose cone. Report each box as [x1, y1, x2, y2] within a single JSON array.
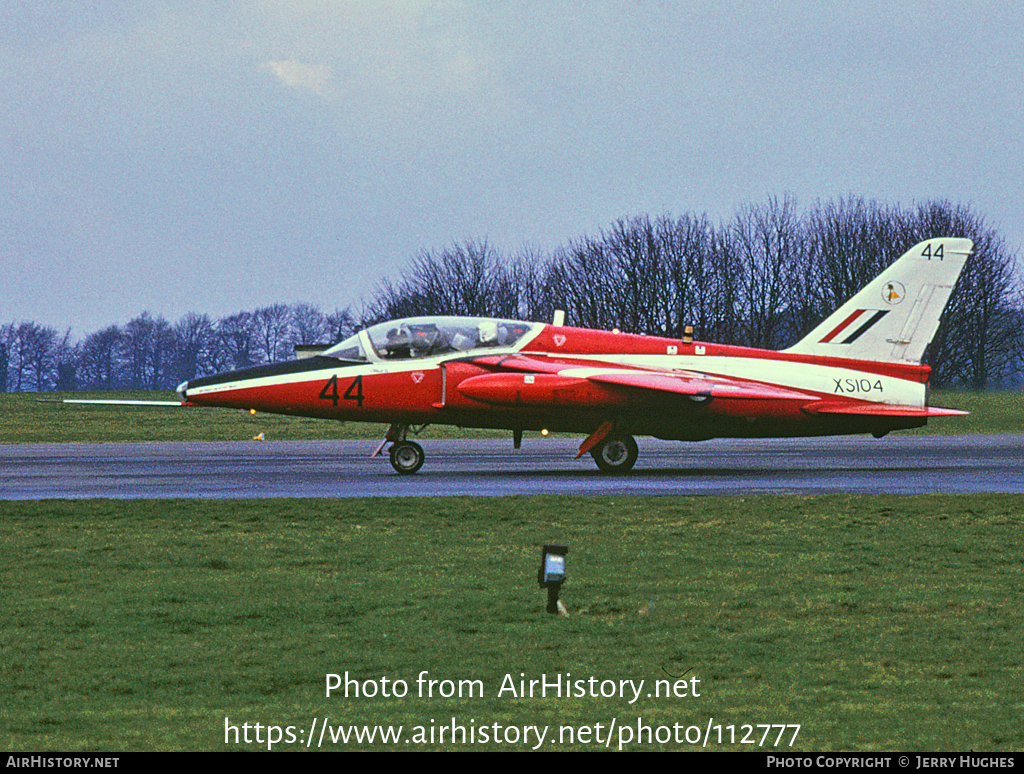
[[176, 380, 189, 401]]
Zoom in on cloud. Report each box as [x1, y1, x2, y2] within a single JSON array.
[[261, 58, 335, 100]]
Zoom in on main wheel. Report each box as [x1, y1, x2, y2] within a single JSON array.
[[389, 440, 425, 474], [590, 435, 638, 473]]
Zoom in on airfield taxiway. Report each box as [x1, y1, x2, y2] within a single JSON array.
[[2, 435, 1022, 499]]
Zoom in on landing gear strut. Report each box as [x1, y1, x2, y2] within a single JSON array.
[[373, 423, 427, 474]]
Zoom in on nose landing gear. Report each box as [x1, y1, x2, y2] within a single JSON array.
[[389, 439, 425, 474], [373, 423, 427, 474]]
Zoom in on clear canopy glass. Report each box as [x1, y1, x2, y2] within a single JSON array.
[[323, 316, 536, 362]]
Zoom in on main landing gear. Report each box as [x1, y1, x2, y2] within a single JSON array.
[[374, 424, 426, 475], [577, 420, 639, 473], [590, 434, 639, 473]]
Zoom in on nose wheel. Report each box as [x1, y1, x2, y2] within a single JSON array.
[[389, 440, 425, 475], [373, 424, 428, 474]]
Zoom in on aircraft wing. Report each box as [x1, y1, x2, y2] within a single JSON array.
[[581, 369, 813, 401], [39, 398, 186, 406], [463, 355, 814, 403], [473, 354, 810, 399], [464, 355, 966, 417]]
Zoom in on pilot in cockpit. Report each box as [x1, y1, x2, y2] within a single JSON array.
[[477, 320, 499, 346], [382, 327, 412, 359]]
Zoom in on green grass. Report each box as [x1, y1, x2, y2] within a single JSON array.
[[3, 495, 1023, 751], [0, 391, 508, 444], [906, 390, 1024, 435], [2, 390, 1022, 444], [4, 389, 1022, 750]]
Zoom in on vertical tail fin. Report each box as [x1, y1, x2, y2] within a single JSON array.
[[784, 237, 972, 364]]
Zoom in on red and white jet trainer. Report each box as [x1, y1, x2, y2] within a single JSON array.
[[178, 237, 972, 474]]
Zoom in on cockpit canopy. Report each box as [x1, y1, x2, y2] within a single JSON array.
[[323, 316, 537, 362]]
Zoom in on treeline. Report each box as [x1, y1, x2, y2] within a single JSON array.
[[0, 305, 357, 393], [3, 196, 1021, 392], [364, 197, 1022, 388]]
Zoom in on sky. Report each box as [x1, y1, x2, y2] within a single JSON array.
[[2, 1, 1022, 337]]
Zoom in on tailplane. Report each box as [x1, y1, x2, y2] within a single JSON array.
[[785, 238, 972, 364]]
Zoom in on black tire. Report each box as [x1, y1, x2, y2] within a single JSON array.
[[389, 440, 425, 475], [590, 435, 638, 473]]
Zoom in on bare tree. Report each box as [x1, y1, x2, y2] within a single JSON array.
[[12, 322, 59, 391], [172, 313, 216, 382], [325, 308, 357, 344], [77, 326, 123, 390], [54, 330, 78, 391], [218, 312, 257, 370], [505, 248, 552, 322], [798, 196, 899, 339], [122, 313, 174, 390], [662, 213, 740, 343], [545, 238, 616, 331], [363, 241, 509, 322], [726, 195, 806, 349], [0, 323, 12, 392], [288, 303, 330, 348], [252, 304, 291, 364], [543, 214, 738, 341]]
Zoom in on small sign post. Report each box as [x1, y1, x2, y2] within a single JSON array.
[[538, 544, 568, 615]]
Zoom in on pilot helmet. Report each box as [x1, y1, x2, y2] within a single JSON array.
[[478, 320, 498, 344]]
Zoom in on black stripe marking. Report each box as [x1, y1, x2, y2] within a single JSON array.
[[187, 356, 350, 389], [841, 310, 889, 344]]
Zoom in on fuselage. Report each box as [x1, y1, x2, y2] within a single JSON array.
[[179, 317, 933, 442]]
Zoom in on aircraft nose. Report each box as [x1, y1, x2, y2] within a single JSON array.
[[176, 380, 189, 401]]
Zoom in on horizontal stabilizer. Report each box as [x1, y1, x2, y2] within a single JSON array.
[[802, 402, 968, 417]]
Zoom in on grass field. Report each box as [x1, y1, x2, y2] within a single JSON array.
[[2, 389, 1023, 444], [2, 495, 1023, 751], [3, 390, 1022, 751], [1, 391, 502, 444]]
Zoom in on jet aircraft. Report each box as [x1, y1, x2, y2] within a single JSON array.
[[174, 237, 971, 474]]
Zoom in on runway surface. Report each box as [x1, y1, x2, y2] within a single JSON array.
[[2, 434, 1023, 499]]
